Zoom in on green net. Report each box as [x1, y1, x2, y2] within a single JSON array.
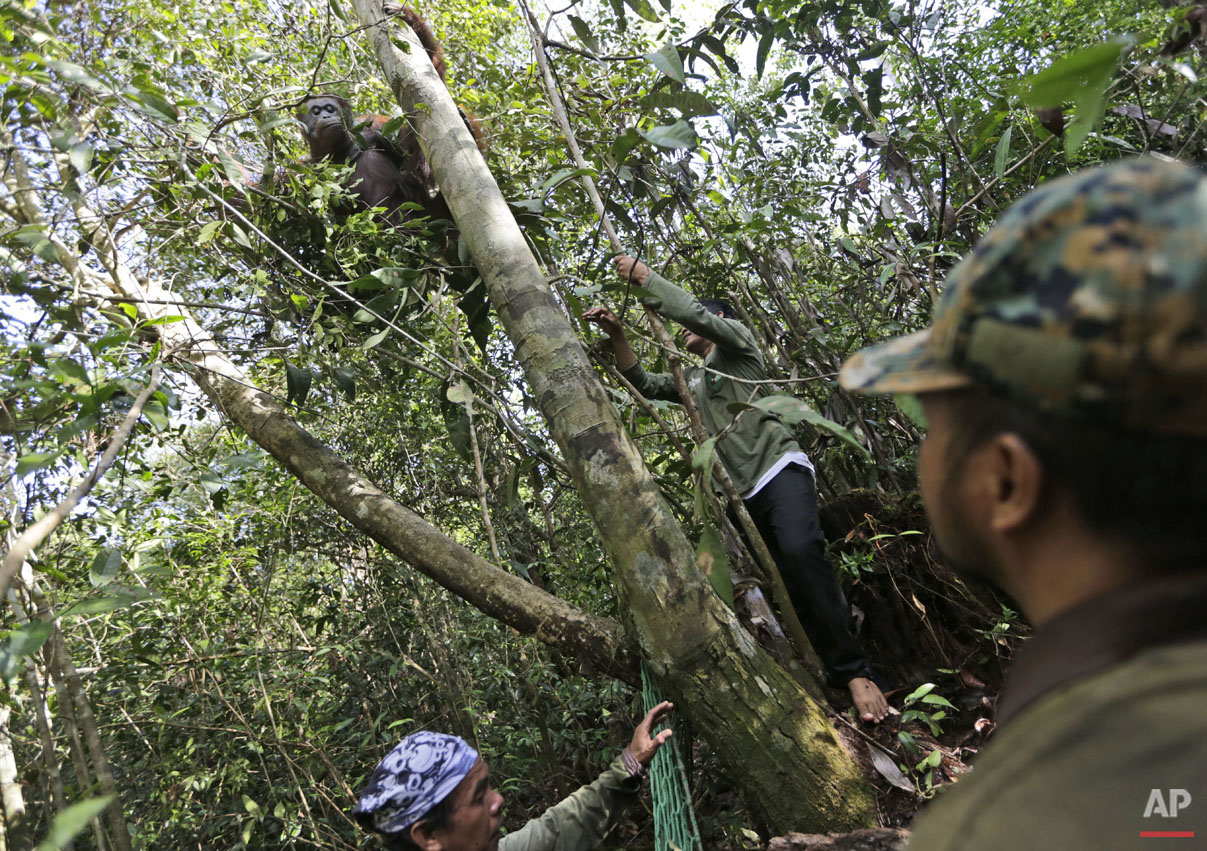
[[640, 660, 702, 851]]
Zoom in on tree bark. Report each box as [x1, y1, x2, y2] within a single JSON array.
[[0, 707, 26, 851], [350, 0, 874, 831]]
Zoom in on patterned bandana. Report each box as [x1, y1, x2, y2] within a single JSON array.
[[353, 731, 479, 835]]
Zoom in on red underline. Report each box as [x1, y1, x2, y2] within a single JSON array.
[[1140, 832, 1195, 838]]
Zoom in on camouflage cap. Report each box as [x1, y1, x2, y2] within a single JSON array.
[[839, 158, 1207, 436]]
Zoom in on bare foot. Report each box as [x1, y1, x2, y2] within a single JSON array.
[[849, 676, 889, 723]]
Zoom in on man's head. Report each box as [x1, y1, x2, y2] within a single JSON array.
[[698, 297, 736, 319], [354, 732, 504, 851], [840, 159, 1207, 619], [683, 297, 736, 357]]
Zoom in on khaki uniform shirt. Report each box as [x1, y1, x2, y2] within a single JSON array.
[[619, 272, 805, 494], [499, 756, 641, 851], [907, 572, 1207, 850]]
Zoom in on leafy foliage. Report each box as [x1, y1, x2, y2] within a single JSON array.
[[0, 0, 1202, 844]]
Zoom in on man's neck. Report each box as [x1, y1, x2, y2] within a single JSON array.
[[1003, 522, 1145, 627]]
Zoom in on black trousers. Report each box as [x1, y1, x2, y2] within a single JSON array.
[[740, 463, 872, 685]]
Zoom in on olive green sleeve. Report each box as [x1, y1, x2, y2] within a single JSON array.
[[497, 756, 642, 851], [618, 361, 683, 403], [640, 271, 758, 356]]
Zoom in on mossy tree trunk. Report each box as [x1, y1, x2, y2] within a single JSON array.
[[350, 0, 875, 832]]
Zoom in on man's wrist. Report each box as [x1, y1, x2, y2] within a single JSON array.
[[620, 746, 647, 779]]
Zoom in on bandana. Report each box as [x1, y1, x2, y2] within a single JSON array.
[[353, 731, 479, 835]]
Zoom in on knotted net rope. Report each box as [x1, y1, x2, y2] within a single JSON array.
[[640, 660, 702, 851]]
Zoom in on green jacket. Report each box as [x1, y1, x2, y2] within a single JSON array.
[[906, 641, 1207, 849], [498, 756, 641, 851], [619, 272, 804, 494]]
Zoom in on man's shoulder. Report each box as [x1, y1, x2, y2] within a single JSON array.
[[907, 642, 1207, 850]]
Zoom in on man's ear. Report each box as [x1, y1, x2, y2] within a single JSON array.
[[410, 819, 443, 851], [981, 432, 1045, 533]]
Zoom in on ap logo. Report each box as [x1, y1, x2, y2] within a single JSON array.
[[1145, 789, 1192, 819]]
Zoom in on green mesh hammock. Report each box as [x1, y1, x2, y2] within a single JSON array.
[[640, 661, 703, 851]]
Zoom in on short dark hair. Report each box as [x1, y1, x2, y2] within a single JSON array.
[[942, 388, 1207, 574], [377, 797, 453, 851], [698, 297, 736, 319]]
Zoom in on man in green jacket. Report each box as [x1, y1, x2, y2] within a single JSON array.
[[840, 158, 1207, 847], [353, 701, 672, 850], [585, 257, 888, 723]]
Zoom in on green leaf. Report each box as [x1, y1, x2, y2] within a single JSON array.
[[140, 314, 185, 327], [89, 548, 122, 587], [567, 16, 600, 54], [9, 224, 62, 264], [199, 472, 223, 494], [611, 127, 642, 162], [1020, 39, 1127, 106], [196, 221, 223, 245], [458, 285, 492, 354], [621, 0, 660, 23], [35, 795, 114, 851], [332, 367, 356, 401], [229, 222, 252, 248], [446, 380, 474, 409], [284, 360, 313, 407], [131, 90, 178, 123], [639, 120, 698, 150], [691, 436, 718, 476], [730, 396, 871, 459], [1018, 38, 1131, 154], [68, 142, 93, 175], [856, 40, 890, 61], [645, 43, 684, 84], [440, 381, 473, 462], [372, 267, 418, 288], [141, 399, 169, 431], [50, 357, 90, 386], [2, 621, 53, 659], [541, 167, 596, 193], [904, 682, 936, 704], [696, 525, 733, 606], [43, 60, 107, 93], [755, 31, 774, 78], [920, 693, 956, 709], [993, 126, 1012, 179], [363, 327, 390, 349], [215, 149, 247, 196], [15, 451, 61, 477], [60, 595, 138, 618], [346, 274, 386, 292], [865, 66, 884, 116], [642, 90, 719, 118]]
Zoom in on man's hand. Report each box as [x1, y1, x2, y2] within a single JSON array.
[[629, 701, 674, 767], [583, 307, 638, 370], [582, 306, 625, 338], [613, 254, 651, 286]]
